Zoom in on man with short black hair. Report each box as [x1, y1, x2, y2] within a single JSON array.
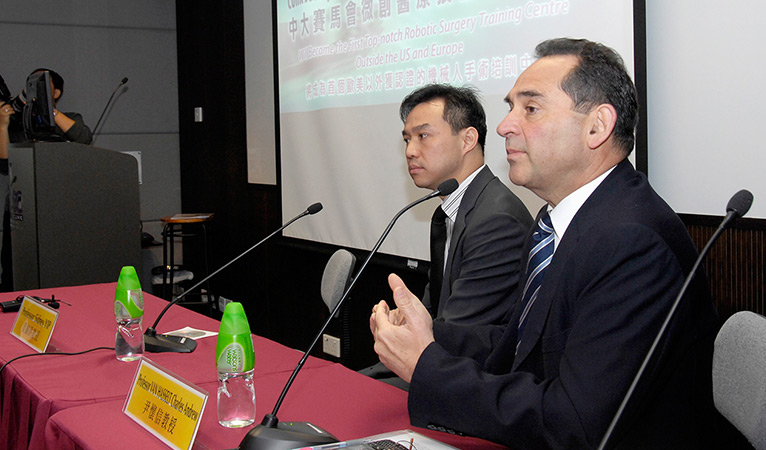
[[398, 84, 532, 325], [361, 84, 533, 390]]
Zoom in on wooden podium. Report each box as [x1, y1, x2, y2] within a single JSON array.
[[8, 142, 141, 290]]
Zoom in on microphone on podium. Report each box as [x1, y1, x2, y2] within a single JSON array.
[[238, 178, 459, 450], [144, 202, 323, 353], [597, 189, 753, 450], [91, 76, 129, 143]]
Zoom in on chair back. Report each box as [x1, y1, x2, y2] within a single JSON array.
[[713, 310, 766, 449], [320, 249, 356, 317]]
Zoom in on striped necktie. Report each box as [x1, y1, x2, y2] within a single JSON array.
[[516, 212, 554, 353]]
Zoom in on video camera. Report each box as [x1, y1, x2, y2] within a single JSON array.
[[0, 73, 27, 112], [1, 71, 59, 142]]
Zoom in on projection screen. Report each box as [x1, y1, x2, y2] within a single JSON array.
[[260, 0, 641, 261]]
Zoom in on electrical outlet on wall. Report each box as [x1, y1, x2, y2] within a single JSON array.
[[323, 334, 341, 358]]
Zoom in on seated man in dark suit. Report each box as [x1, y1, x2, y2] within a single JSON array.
[[361, 84, 533, 389], [400, 84, 533, 325], [370, 38, 723, 448]]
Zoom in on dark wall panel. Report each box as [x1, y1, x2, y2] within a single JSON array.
[[684, 216, 766, 322]]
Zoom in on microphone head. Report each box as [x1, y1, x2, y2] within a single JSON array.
[[436, 178, 459, 196], [726, 189, 753, 219], [306, 202, 323, 215], [121, 77, 129, 85]]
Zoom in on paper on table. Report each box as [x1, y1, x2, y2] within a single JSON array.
[[303, 429, 459, 450], [164, 326, 218, 340]]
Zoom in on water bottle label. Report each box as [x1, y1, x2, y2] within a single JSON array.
[[115, 301, 130, 318], [217, 343, 246, 372], [128, 289, 144, 311], [115, 289, 144, 319]]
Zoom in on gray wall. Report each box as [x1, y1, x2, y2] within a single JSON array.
[[0, 0, 181, 288]]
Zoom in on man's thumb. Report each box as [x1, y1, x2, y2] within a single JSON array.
[[389, 273, 414, 309]]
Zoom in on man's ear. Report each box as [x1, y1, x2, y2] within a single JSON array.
[[586, 103, 617, 149], [462, 126, 479, 154], [52, 88, 62, 102]]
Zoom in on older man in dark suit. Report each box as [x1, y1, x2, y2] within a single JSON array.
[[370, 39, 722, 448]]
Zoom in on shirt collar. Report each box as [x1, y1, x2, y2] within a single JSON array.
[[548, 165, 617, 245], [440, 165, 485, 222]]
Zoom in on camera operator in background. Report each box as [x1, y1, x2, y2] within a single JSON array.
[[0, 75, 13, 291], [1, 74, 12, 160], [7, 68, 93, 145]]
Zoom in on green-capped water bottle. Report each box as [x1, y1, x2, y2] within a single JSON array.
[[114, 266, 144, 361], [216, 302, 256, 427]]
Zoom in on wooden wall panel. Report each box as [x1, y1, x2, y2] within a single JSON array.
[[684, 215, 766, 322]]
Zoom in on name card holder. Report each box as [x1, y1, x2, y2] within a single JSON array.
[[124, 357, 208, 450], [10, 296, 59, 352]]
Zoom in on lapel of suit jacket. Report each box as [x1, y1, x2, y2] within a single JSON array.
[[511, 160, 633, 370], [442, 166, 494, 294]]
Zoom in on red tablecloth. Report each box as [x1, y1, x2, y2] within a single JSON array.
[[44, 363, 505, 450], [1, 283, 505, 450], [0, 283, 332, 450]]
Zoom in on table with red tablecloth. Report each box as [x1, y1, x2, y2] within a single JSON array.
[[0, 283, 505, 450]]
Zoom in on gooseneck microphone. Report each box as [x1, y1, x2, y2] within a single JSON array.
[[597, 189, 753, 450], [91, 77, 128, 143], [238, 179, 459, 450], [144, 202, 323, 353]]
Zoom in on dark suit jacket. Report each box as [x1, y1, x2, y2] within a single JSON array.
[[408, 160, 722, 449], [422, 165, 533, 325]]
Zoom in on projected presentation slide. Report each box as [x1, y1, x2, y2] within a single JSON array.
[[269, 0, 637, 259]]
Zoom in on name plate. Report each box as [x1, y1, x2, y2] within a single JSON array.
[[10, 296, 59, 352], [124, 358, 208, 450]]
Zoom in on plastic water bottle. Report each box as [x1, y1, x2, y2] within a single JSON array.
[[114, 266, 144, 361], [216, 302, 256, 427]]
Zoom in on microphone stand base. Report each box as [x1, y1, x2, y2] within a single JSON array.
[[144, 332, 197, 353], [238, 421, 338, 450]]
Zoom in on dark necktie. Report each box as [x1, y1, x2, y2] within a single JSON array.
[[429, 206, 448, 316], [516, 212, 554, 353]]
